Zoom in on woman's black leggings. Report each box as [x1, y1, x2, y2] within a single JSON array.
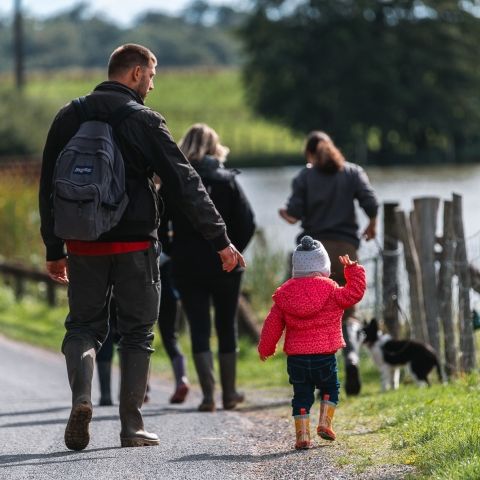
[[176, 273, 243, 354]]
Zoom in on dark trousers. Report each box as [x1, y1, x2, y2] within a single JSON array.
[[176, 273, 242, 354], [158, 259, 182, 360], [287, 354, 340, 416], [96, 258, 181, 362], [63, 243, 160, 354]]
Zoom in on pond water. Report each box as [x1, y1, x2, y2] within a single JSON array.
[[237, 163, 480, 264]]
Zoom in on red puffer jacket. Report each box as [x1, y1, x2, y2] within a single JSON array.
[[258, 264, 366, 357]]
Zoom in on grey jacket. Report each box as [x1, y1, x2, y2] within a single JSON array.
[[285, 162, 379, 249]]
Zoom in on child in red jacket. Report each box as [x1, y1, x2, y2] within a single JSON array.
[[258, 236, 366, 449]]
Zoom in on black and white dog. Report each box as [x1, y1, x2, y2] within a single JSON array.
[[362, 318, 442, 391]]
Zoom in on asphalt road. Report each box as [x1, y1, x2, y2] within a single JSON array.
[[0, 335, 412, 480]]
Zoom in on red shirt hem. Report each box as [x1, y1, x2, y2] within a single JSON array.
[[66, 240, 151, 256]]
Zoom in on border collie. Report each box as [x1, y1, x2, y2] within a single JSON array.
[[362, 318, 442, 391]]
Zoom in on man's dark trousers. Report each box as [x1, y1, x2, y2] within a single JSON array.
[[62, 243, 161, 354]]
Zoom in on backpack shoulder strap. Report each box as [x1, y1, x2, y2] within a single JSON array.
[[72, 96, 91, 123], [109, 101, 149, 129]]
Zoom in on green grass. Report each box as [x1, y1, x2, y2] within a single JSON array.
[[0, 175, 42, 266], [4, 68, 304, 165], [1, 285, 479, 479]]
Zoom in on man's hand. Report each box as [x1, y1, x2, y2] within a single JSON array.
[[362, 217, 377, 241], [259, 354, 268, 362], [46, 258, 69, 284], [278, 208, 299, 225], [218, 244, 246, 272], [339, 254, 358, 267]]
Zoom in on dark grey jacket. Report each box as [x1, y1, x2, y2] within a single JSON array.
[[286, 162, 378, 249], [39, 81, 230, 260]]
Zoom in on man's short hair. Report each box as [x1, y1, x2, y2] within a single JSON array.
[[108, 44, 157, 78]]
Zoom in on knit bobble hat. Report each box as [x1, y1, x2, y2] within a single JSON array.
[[292, 236, 331, 278]]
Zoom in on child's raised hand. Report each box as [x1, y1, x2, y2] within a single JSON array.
[[339, 254, 358, 266]]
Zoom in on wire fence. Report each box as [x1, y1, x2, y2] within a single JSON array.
[[357, 228, 480, 328]]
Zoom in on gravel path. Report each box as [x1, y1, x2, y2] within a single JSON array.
[[0, 335, 413, 480]]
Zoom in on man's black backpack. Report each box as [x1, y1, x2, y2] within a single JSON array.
[[52, 96, 148, 241]]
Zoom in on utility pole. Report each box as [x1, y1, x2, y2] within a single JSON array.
[[13, 0, 24, 90]]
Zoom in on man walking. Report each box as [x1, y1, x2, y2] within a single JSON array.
[[39, 43, 244, 450]]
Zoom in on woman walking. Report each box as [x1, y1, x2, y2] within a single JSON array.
[[279, 131, 378, 396], [166, 124, 255, 411]]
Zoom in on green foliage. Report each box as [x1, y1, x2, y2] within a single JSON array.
[[240, 0, 480, 163], [1, 3, 242, 72], [0, 174, 43, 266], [242, 230, 288, 318], [0, 69, 303, 162], [0, 90, 57, 155]]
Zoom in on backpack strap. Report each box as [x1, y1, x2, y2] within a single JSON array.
[[72, 97, 148, 127], [72, 96, 91, 122], [109, 101, 149, 129]]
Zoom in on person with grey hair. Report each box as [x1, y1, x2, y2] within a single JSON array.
[[279, 130, 379, 396], [39, 44, 245, 451], [163, 123, 256, 412]]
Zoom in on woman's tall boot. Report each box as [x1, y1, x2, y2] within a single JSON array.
[[193, 352, 216, 412], [218, 352, 244, 410]]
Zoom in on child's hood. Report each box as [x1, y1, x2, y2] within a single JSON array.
[[272, 276, 337, 317]]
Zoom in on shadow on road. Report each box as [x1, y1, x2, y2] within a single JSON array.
[[0, 447, 119, 468], [0, 406, 70, 418], [168, 447, 327, 464]]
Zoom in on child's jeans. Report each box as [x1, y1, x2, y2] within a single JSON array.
[[287, 354, 340, 416]]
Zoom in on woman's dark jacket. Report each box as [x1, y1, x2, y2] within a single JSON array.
[[164, 156, 255, 279]]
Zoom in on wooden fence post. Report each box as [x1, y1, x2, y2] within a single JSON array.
[[382, 202, 400, 338], [394, 209, 429, 343], [46, 281, 57, 307], [412, 197, 440, 354], [437, 200, 457, 377], [452, 193, 476, 373]]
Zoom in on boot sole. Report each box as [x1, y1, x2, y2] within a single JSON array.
[[317, 429, 336, 441], [120, 437, 160, 447], [223, 394, 245, 410], [65, 402, 92, 451], [198, 403, 216, 412], [295, 442, 311, 450]]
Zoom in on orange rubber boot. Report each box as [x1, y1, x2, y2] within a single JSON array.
[[294, 408, 311, 450], [317, 394, 336, 441]]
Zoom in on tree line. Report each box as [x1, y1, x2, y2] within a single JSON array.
[[3, 0, 480, 164], [0, 2, 246, 71], [239, 0, 480, 163]]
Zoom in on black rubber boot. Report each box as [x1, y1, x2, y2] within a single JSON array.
[[63, 338, 96, 451], [97, 361, 113, 406], [193, 352, 216, 412], [219, 352, 244, 410], [119, 350, 159, 447]]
